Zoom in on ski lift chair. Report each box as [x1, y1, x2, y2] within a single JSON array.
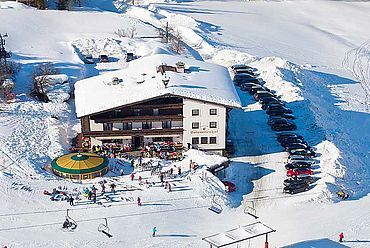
[[63, 209, 77, 230], [208, 194, 223, 214], [98, 218, 112, 238]]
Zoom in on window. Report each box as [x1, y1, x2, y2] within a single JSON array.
[[210, 109, 217, 115], [134, 109, 140, 116], [201, 137, 208, 144], [210, 122, 217, 128], [103, 123, 113, 131], [162, 121, 172, 129], [210, 137, 217, 144], [142, 122, 152, 129], [192, 137, 199, 144], [153, 108, 159, 116], [192, 109, 199, 116], [192, 122, 200, 129], [123, 122, 132, 130]]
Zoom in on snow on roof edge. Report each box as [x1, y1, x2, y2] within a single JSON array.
[[75, 54, 241, 118]]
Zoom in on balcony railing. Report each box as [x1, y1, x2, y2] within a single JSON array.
[[93, 114, 183, 123], [83, 128, 184, 137]]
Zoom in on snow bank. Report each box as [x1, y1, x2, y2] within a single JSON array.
[[0, 1, 31, 9]]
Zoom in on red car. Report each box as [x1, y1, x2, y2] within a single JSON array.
[[286, 168, 314, 177], [222, 181, 236, 192]]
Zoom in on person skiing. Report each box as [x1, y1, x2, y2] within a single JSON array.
[[339, 232, 344, 242], [130, 173, 135, 181], [137, 197, 142, 206], [152, 226, 157, 237]]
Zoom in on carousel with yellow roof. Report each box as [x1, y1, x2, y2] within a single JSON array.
[[51, 153, 109, 180]]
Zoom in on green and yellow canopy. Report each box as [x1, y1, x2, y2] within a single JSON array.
[[51, 153, 109, 175]]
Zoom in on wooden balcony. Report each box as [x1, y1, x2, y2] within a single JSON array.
[[83, 128, 184, 137], [93, 114, 183, 123]]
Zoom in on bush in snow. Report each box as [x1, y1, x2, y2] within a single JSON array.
[[31, 63, 59, 103], [0, 61, 20, 80]]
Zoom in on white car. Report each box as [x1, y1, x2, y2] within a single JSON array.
[[288, 155, 314, 164]]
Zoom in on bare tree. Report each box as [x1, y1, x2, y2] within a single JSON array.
[[31, 63, 59, 102], [0, 61, 20, 81], [171, 29, 183, 54], [115, 21, 137, 39]]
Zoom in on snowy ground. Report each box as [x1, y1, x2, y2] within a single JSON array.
[[0, 0, 369, 247]]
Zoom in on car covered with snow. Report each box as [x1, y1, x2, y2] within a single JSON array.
[[240, 82, 260, 91], [284, 143, 311, 152], [289, 149, 316, 157], [277, 133, 304, 142], [288, 155, 314, 164], [285, 161, 312, 170], [286, 168, 314, 177]]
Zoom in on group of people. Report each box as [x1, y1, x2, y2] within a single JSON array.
[[92, 144, 132, 158]]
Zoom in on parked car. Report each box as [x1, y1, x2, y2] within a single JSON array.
[[280, 138, 306, 146], [286, 168, 314, 177], [83, 54, 94, 64], [283, 176, 314, 186], [231, 64, 251, 71], [240, 82, 260, 91], [285, 161, 312, 170], [268, 116, 288, 126], [284, 143, 310, 152], [277, 133, 304, 142], [266, 105, 293, 112], [288, 155, 314, 164], [99, 54, 109, 62], [222, 181, 236, 192], [262, 102, 286, 110], [235, 68, 257, 75], [266, 108, 293, 115], [254, 91, 276, 101], [283, 183, 309, 194], [259, 97, 281, 106], [234, 74, 257, 86], [289, 149, 316, 157], [249, 85, 270, 95], [271, 123, 297, 131]]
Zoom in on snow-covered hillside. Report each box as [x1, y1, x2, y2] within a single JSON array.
[[0, 0, 369, 247]]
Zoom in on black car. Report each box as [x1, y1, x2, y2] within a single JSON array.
[[266, 105, 292, 112], [272, 123, 297, 131], [258, 96, 280, 104], [283, 183, 309, 194], [99, 54, 109, 63], [249, 85, 270, 95], [285, 161, 312, 170], [277, 133, 304, 142], [280, 137, 306, 146], [266, 107, 293, 115], [261, 101, 285, 110], [284, 143, 309, 152], [268, 116, 287, 126], [254, 91, 276, 101], [234, 75, 258, 86], [289, 149, 316, 157], [283, 176, 314, 186], [240, 82, 260, 91], [235, 69, 257, 76], [231, 64, 254, 73]]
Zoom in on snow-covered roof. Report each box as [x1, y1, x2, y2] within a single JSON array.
[[75, 54, 241, 117], [202, 222, 276, 247]]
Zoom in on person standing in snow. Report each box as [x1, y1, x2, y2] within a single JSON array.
[[152, 226, 157, 237], [120, 169, 124, 176], [110, 183, 116, 193], [137, 197, 142, 206], [68, 195, 74, 206], [178, 167, 181, 177], [168, 183, 172, 192], [101, 182, 106, 194], [339, 232, 344, 242]]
